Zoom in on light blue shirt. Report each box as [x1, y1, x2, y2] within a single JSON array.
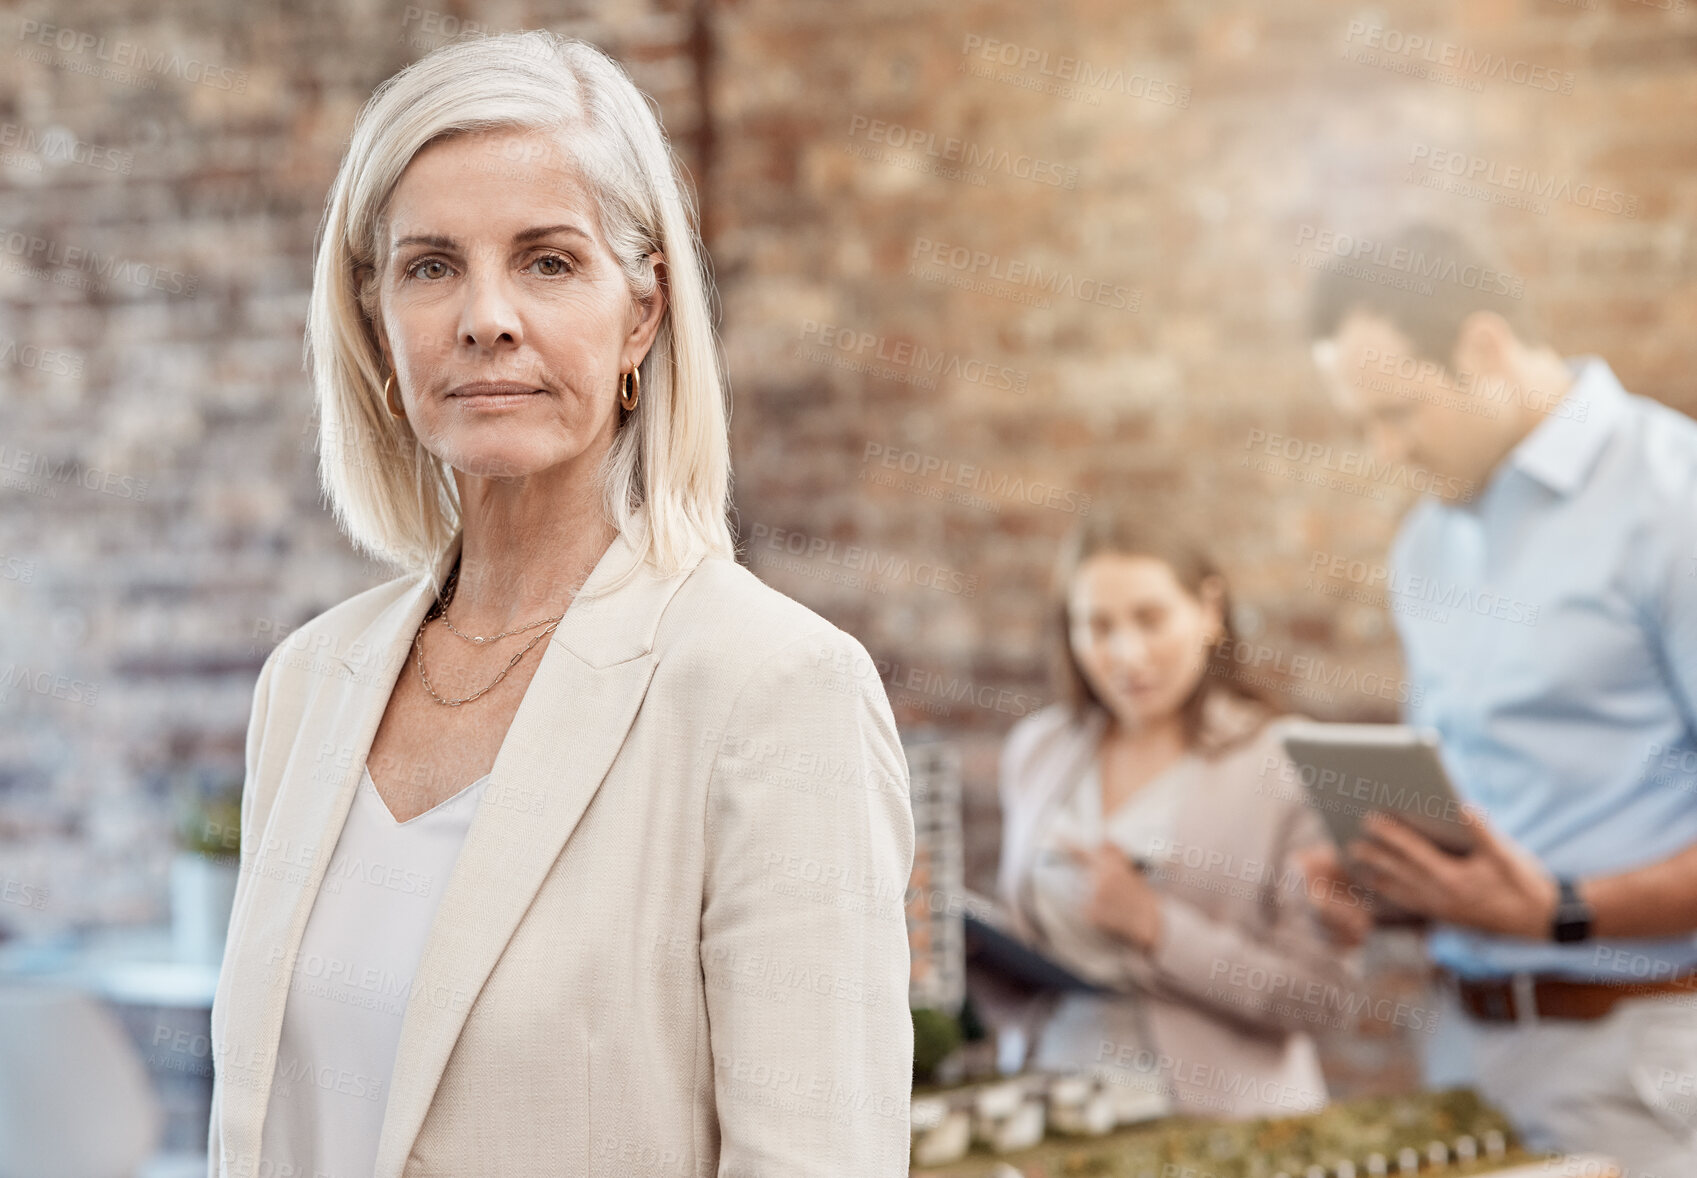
[[1392, 356, 1697, 980]]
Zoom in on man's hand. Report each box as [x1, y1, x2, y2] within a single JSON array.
[[1058, 838, 1164, 952], [1292, 843, 1375, 947], [1347, 806, 1559, 939]]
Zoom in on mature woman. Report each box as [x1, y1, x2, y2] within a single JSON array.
[[995, 505, 1367, 1118], [208, 32, 914, 1178]]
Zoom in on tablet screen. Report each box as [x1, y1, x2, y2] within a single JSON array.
[[1276, 720, 1478, 857]]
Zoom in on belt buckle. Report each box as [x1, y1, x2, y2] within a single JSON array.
[[1510, 972, 1538, 1027]]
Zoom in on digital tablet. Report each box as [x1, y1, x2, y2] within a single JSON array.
[[956, 889, 1105, 995], [1277, 720, 1478, 857]]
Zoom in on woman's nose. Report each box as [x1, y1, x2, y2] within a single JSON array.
[[456, 270, 524, 350], [1103, 629, 1148, 669]]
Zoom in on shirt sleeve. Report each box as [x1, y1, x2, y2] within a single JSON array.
[[1144, 800, 1372, 1037], [1645, 460, 1697, 736], [209, 642, 282, 1177], [699, 628, 915, 1178], [1387, 503, 1437, 728]]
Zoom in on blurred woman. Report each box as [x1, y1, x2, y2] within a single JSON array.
[[995, 503, 1366, 1117]]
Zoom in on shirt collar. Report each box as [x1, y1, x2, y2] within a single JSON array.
[[1502, 355, 1628, 497]]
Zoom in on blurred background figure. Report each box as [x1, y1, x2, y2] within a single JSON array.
[[991, 503, 1367, 1117], [1304, 222, 1697, 1174]]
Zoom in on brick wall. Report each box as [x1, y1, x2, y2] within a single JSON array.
[[708, 0, 1697, 892], [3, 0, 1694, 1099], [706, 0, 1697, 1094], [0, 0, 706, 927]]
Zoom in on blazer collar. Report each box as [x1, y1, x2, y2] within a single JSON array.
[[218, 516, 700, 1178], [1002, 708, 1106, 937]]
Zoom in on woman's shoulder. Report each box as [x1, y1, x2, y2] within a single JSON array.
[[999, 703, 1095, 789], [1005, 702, 1084, 750], [1198, 699, 1312, 808], [257, 572, 421, 678], [1197, 690, 1288, 755], [658, 554, 880, 688]]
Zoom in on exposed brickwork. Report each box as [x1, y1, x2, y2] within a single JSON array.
[[5, 0, 1694, 1101]]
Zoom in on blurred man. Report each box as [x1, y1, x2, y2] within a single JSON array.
[[1302, 223, 1697, 1175]]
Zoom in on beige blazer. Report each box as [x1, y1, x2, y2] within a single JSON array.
[[209, 524, 916, 1177], [995, 695, 1368, 1116]]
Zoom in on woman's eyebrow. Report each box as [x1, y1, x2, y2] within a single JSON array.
[[513, 223, 591, 245], [390, 224, 592, 251], [393, 232, 458, 251]]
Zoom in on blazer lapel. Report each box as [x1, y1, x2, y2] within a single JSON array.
[[219, 522, 700, 1177], [218, 532, 463, 1172], [1004, 708, 1105, 939], [370, 526, 698, 1178]]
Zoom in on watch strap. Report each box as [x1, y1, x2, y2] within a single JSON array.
[[1551, 876, 1593, 943]]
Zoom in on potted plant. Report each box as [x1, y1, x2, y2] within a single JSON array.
[[169, 767, 242, 966]]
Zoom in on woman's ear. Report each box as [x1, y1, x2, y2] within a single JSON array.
[[370, 316, 394, 374], [1196, 574, 1228, 642], [623, 252, 667, 369]]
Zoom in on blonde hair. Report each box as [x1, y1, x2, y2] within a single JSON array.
[[306, 30, 734, 596]]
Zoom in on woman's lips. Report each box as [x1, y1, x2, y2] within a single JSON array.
[[448, 382, 545, 408], [449, 381, 545, 397]]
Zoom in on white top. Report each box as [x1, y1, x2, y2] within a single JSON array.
[[1027, 755, 1194, 1080], [1028, 756, 1192, 979], [260, 763, 486, 1177]]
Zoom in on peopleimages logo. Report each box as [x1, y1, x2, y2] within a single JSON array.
[[860, 442, 1091, 515], [1342, 21, 1575, 94], [1306, 550, 1541, 628], [0, 123, 133, 174], [1209, 638, 1425, 705], [958, 34, 1191, 107], [1292, 226, 1525, 298], [1407, 143, 1639, 219], [797, 319, 1028, 393], [1242, 428, 1473, 500], [17, 21, 248, 93], [0, 231, 199, 297], [909, 237, 1140, 313], [845, 115, 1078, 190]]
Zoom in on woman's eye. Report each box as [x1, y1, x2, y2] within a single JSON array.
[[529, 254, 572, 277], [407, 258, 451, 281]]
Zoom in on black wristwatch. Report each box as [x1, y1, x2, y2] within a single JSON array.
[[1550, 877, 1594, 943]]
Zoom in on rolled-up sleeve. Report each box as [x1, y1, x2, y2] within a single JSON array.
[[699, 628, 915, 1177]]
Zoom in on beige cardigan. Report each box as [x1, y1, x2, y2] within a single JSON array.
[[209, 524, 915, 1177], [995, 695, 1369, 1116]]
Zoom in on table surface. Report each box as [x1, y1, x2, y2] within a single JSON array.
[[0, 924, 220, 1007]]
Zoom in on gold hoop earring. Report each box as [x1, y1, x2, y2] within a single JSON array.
[[620, 366, 640, 412], [384, 372, 405, 419]]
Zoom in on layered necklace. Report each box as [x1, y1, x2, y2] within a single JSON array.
[[410, 559, 568, 707]]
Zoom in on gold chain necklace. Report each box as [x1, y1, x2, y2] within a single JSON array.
[[433, 565, 566, 643], [411, 560, 568, 707]]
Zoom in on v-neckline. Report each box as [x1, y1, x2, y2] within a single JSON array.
[[363, 764, 488, 827], [1092, 744, 1195, 826]]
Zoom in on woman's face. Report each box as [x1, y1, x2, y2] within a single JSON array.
[[372, 127, 663, 487], [1067, 553, 1225, 733]]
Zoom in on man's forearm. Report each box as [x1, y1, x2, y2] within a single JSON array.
[[1583, 838, 1697, 939]]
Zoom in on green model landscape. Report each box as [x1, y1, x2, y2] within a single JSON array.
[[913, 1086, 1535, 1178]]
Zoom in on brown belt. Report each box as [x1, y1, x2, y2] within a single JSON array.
[[1444, 968, 1697, 1023]]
